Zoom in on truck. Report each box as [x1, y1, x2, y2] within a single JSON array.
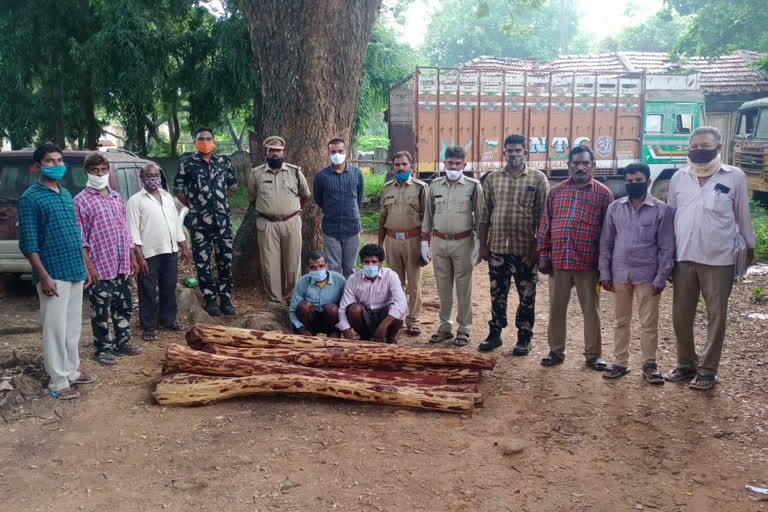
[[387, 65, 706, 199], [731, 97, 768, 201]]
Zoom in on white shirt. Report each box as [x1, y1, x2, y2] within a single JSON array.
[[668, 164, 756, 266], [126, 188, 186, 259]]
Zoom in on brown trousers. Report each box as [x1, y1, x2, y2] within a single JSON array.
[[672, 261, 734, 376], [547, 269, 602, 360]]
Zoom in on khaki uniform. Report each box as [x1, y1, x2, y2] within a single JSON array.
[[248, 162, 310, 303], [379, 176, 428, 329], [422, 175, 483, 336]]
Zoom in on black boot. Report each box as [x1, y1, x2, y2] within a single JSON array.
[[220, 296, 236, 316], [204, 298, 222, 317], [512, 330, 532, 356], [478, 331, 502, 352]]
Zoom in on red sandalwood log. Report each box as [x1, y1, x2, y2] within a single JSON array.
[[186, 324, 495, 370], [153, 372, 478, 412]]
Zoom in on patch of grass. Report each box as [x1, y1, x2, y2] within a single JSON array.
[[364, 173, 386, 197], [361, 211, 380, 233], [229, 186, 249, 209], [231, 218, 242, 237], [750, 287, 766, 305], [751, 200, 768, 263]]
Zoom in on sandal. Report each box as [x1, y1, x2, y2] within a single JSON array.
[[143, 329, 157, 341], [689, 374, 717, 391], [454, 333, 469, 347], [586, 357, 608, 371], [541, 352, 564, 367], [50, 387, 80, 400], [642, 363, 664, 385], [406, 325, 421, 336], [664, 366, 697, 382], [94, 352, 117, 366], [603, 365, 630, 379], [72, 371, 96, 385], [429, 331, 454, 344], [116, 343, 143, 356]]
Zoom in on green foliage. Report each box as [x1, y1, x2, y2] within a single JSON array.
[[751, 200, 768, 263], [364, 173, 387, 197], [594, 12, 691, 53], [423, 0, 576, 66], [355, 22, 422, 142], [750, 287, 766, 305], [360, 211, 381, 233], [229, 185, 250, 209], [666, 0, 768, 69], [357, 135, 390, 152]]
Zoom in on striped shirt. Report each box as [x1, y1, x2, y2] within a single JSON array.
[[336, 267, 407, 331], [288, 271, 347, 328], [537, 178, 613, 271], [18, 181, 86, 283], [74, 186, 134, 280], [480, 167, 549, 255], [313, 164, 364, 239]]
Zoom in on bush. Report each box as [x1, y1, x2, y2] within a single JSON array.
[[229, 186, 249, 209], [751, 201, 768, 263], [361, 211, 380, 232], [357, 135, 389, 152], [364, 173, 386, 197]]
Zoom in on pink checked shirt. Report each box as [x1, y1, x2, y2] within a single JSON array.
[[336, 267, 407, 331], [74, 186, 133, 280]]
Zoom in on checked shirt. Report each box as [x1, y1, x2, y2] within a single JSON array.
[[536, 178, 613, 271]]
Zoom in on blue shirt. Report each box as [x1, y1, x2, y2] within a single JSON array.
[[18, 181, 86, 283], [288, 271, 347, 328], [313, 164, 364, 239]]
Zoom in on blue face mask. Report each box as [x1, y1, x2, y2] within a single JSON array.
[[40, 164, 67, 180], [309, 269, 327, 282], [362, 264, 380, 278], [395, 171, 411, 181]]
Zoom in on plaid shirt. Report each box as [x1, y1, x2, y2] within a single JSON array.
[[74, 187, 133, 280], [537, 178, 613, 271], [18, 181, 86, 283], [480, 166, 549, 255]]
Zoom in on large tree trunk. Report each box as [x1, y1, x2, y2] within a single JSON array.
[[51, 53, 66, 149], [79, 0, 99, 150], [233, 0, 382, 287], [154, 372, 478, 412]]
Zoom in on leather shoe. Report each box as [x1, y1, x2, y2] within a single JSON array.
[[478, 333, 502, 352]]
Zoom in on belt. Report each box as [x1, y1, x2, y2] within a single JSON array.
[[433, 229, 473, 241], [386, 227, 421, 240], [258, 210, 301, 222]]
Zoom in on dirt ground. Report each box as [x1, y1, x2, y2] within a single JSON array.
[[1, 258, 767, 511]]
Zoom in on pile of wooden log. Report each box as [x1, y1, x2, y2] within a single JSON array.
[[153, 324, 495, 413]]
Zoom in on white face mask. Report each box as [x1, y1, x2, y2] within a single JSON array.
[[330, 153, 346, 165], [445, 169, 463, 181], [88, 174, 110, 190]]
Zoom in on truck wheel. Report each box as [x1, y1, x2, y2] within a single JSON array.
[[651, 179, 671, 203]]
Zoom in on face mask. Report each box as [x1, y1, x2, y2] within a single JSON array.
[[267, 156, 284, 169], [40, 164, 67, 180], [507, 155, 525, 168], [195, 141, 215, 154], [330, 153, 346, 166], [445, 169, 463, 181], [309, 269, 328, 282], [362, 264, 380, 278], [688, 148, 718, 164], [625, 181, 648, 199], [143, 176, 162, 190], [395, 170, 411, 181], [87, 174, 109, 190]]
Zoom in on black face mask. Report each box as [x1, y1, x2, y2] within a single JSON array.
[[267, 156, 284, 169], [626, 181, 648, 199], [688, 148, 718, 164]]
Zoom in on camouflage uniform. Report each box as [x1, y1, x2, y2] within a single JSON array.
[[173, 153, 237, 301], [89, 275, 132, 354], [488, 253, 538, 341]]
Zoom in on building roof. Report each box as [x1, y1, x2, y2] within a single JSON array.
[[461, 51, 768, 95]]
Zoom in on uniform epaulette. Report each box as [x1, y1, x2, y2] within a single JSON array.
[[383, 179, 396, 187], [465, 176, 480, 184], [413, 178, 428, 187], [284, 162, 300, 171]]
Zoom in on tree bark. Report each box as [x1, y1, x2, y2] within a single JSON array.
[[79, 0, 99, 150], [226, 116, 245, 152], [185, 324, 495, 370], [154, 372, 478, 412], [198, 343, 482, 383], [233, 0, 382, 287], [51, 52, 66, 149]]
